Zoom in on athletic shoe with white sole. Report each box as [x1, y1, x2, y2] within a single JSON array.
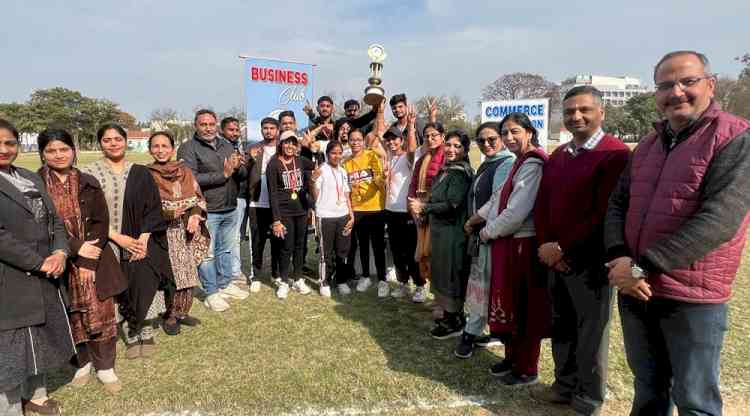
[[391, 283, 409, 298], [320, 285, 331, 298], [386, 266, 398, 282], [204, 293, 230, 312], [276, 282, 289, 299], [293, 278, 312, 295], [337, 283, 352, 295], [356, 277, 372, 292], [249, 280, 261, 293], [412, 286, 428, 303], [377, 281, 390, 298], [220, 283, 249, 300]]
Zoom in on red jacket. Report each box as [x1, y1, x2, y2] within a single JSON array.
[[625, 104, 750, 303]]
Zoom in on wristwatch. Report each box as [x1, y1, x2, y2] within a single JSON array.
[[631, 263, 646, 280]]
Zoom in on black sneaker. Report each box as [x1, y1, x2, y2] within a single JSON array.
[[177, 315, 202, 327], [454, 332, 475, 359], [489, 359, 513, 377], [474, 335, 503, 348], [498, 372, 539, 387], [161, 319, 180, 336], [431, 322, 462, 340]]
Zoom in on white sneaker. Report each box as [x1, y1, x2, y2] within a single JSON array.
[[320, 285, 332, 298], [356, 277, 372, 292], [391, 283, 409, 298], [377, 281, 390, 298], [249, 280, 261, 293], [337, 283, 352, 295], [220, 283, 249, 300], [386, 267, 398, 282], [276, 282, 289, 299], [413, 286, 427, 303], [204, 293, 231, 312], [293, 278, 312, 295]]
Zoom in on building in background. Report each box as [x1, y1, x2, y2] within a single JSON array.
[[560, 75, 651, 107], [127, 128, 151, 152]]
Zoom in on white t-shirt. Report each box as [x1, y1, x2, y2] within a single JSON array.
[[250, 144, 277, 209], [385, 152, 413, 212], [315, 163, 350, 218]]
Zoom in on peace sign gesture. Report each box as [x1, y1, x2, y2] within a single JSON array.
[[407, 104, 417, 128], [427, 97, 439, 123]]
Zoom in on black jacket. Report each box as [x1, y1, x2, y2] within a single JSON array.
[[0, 167, 69, 331], [177, 134, 250, 212]]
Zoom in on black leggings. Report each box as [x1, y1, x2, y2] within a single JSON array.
[[279, 214, 308, 281], [318, 215, 353, 285], [251, 207, 281, 278], [385, 210, 424, 286], [347, 210, 386, 281]]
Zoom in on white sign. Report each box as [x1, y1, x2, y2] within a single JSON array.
[[481, 98, 550, 149]]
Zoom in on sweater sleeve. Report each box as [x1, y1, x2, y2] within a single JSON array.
[[560, 148, 630, 262], [424, 172, 470, 216], [266, 159, 283, 222], [177, 142, 228, 188], [534, 163, 552, 246], [604, 158, 632, 260], [351, 110, 377, 129], [482, 160, 542, 239], [642, 130, 750, 273]]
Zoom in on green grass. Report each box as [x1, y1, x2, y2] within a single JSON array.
[[16, 148, 750, 415]]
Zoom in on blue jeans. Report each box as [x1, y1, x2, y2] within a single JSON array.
[[230, 198, 252, 279], [618, 294, 727, 416], [199, 210, 238, 295]]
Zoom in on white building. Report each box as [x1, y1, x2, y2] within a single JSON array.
[[561, 75, 652, 107]]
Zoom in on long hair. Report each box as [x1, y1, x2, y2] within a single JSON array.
[[498, 112, 539, 147]]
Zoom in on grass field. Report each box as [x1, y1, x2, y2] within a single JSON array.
[[12, 150, 750, 415]]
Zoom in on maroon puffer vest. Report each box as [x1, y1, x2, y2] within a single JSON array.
[[625, 103, 750, 303]]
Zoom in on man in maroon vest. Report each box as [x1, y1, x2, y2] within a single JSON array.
[[605, 50, 750, 415], [533, 86, 630, 415]]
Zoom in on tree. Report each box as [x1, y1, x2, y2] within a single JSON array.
[[149, 107, 194, 144], [728, 53, 750, 119], [481, 72, 561, 110], [219, 105, 247, 125], [116, 111, 138, 129], [624, 93, 659, 138], [415, 94, 474, 133]]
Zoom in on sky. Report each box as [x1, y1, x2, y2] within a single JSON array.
[[2, 0, 748, 122]]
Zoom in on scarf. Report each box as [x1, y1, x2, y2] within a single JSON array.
[[40, 166, 111, 338]]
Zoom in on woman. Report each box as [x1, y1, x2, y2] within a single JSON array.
[[37, 129, 128, 394], [455, 122, 516, 359], [0, 120, 74, 416], [147, 131, 209, 335], [267, 130, 315, 299], [409, 130, 473, 339], [408, 122, 447, 282], [343, 128, 388, 297], [81, 123, 174, 360], [480, 113, 550, 386], [311, 141, 354, 297]]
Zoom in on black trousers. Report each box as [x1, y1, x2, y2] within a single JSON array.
[[347, 210, 386, 281], [318, 215, 353, 285], [549, 266, 613, 416], [279, 214, 308, 281], [384, 210, 424, 286], [250, 207, 281, 279]]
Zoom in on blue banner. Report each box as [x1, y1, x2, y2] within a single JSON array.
[[244, 57, 316, 143]]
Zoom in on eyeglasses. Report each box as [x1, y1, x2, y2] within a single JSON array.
[[425, 133, 442, 140], [655, 75, 713, 92], [476, 136, 499, 146]]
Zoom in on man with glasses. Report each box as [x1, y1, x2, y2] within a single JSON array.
[[532, 86, 630, 415], [604, 51, 750, 415]]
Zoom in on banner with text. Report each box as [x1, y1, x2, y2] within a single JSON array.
[[481, 98, 550, 149], [245, 58, 315, 143]]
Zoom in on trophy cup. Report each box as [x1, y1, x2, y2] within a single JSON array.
[[364, 44, 387, 106]]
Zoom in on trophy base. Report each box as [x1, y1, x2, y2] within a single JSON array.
[[364, 86, 385, 106]]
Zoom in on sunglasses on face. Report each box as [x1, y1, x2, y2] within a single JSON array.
[[476, 136, 499, 146]]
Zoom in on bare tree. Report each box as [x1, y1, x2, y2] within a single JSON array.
[[481, 72, 561, 110]]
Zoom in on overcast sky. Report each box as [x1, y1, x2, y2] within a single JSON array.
[[3, 0, 747, 121]]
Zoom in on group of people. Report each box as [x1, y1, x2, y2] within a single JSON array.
[[1, 50, 748, 416]]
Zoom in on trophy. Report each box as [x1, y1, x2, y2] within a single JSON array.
[[364, 44, 387, 106]]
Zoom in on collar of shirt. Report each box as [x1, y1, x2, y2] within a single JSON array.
[[566, 128, 604, 157]]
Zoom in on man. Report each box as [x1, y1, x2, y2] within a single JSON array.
[[177, 109, 250, 312], [247, 117, 283, 287], [219, 116, 253, 288], [605, 51, 750, 415], [388, 94, 437, 147], [305, 96, 377, 138], [344, 99, 361, 118], [533, 86, 630, 415]]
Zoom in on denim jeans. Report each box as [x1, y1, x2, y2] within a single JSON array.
[[230, 198, 252, 280], [618, 294, 728, 416], [199, 209, 237, 295]]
